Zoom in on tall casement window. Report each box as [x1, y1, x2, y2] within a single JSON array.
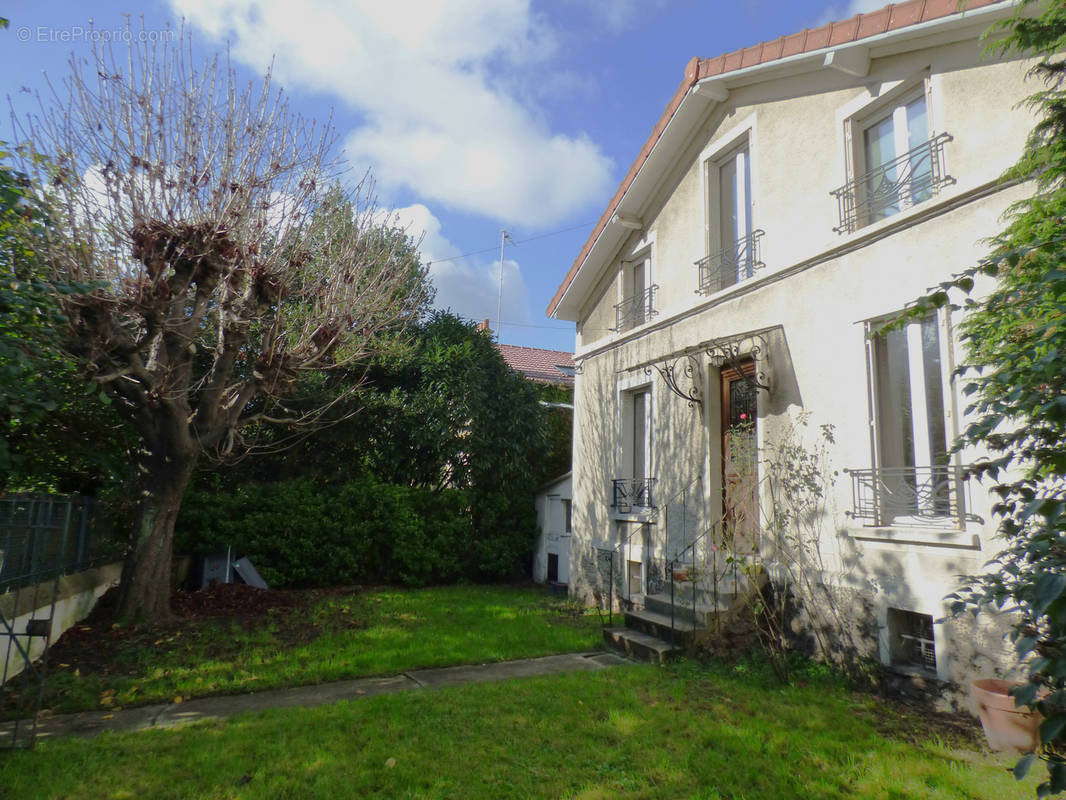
[[613, 386, 654, 509], [853, 313, 966, 527], [699, 138, 763, 294], [833, 83, 954, 235], [719, 142, 753, 280], [616, 254, 655, 333], [862, 94, 932, 223]]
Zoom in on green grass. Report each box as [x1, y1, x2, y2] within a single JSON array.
[[11, 585, 608, 716], [0, 661, 1036, 799]]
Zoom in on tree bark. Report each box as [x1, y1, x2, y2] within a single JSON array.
[[116, 447, 198, 621]]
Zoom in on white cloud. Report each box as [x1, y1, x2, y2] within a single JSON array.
[[170, 0, 612, 228], [392, 203, 531, 329], [816, 0, 892, 27]]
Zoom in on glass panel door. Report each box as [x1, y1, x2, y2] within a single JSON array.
[[721, 363, 758, 553]]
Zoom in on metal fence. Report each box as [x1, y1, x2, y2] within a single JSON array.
[[0, 495, 102, 593], [1, 494, 116, 749]]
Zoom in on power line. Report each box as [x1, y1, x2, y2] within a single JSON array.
[[451, 313, 572, 332], [426, 220, 597, 265]]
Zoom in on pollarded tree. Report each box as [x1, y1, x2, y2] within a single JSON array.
[[14, 32, 431, 620]]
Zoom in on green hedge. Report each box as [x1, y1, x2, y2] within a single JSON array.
[[175, 477, 528, 588]]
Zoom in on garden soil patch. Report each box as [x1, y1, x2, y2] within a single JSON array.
[[14, 584, 354, 682]]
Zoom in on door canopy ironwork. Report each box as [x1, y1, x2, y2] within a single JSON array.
[[644, 353, 704, 409], [628, 328, 775, 411]]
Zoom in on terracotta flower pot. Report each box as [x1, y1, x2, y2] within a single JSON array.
[[971, 679, 1042, 753]]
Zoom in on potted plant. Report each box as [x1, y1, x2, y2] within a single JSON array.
[[971, 679, 1042, 753]]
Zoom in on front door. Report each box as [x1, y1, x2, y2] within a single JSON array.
[[721, 363, 759, 554]]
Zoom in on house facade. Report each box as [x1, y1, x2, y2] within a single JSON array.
[[548, 0, 1037, 697]]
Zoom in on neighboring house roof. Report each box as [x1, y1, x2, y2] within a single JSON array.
[[497, 344, 576, 386], [546, 0, 1012, 319]]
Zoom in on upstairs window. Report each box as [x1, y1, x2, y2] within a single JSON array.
[[833, 84, 954, 234], [615, 254, 656, 333], [699, 137, 765, 294], [862, 94, 932, 223]]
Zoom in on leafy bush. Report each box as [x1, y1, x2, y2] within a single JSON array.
[[175, 477, 525, 587]]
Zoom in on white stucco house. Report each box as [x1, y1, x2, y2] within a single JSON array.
[[533, 472, 573, 586], [547, 0, 1037, 698]]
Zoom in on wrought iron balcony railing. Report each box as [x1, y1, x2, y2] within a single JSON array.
[[832, 133, 955, 234], [612, 478, 657, 510], [696, 229, 765, 294], [845, 465, 974, 528], [614, 285, 658, 333]]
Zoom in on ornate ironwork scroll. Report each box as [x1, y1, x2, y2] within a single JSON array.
[[831, 132, 954, 235], [644, 353, 703, 409], [703, 332, 770, 391], [625, 327, 777, 413]]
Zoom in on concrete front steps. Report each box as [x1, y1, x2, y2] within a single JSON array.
[[603, 573, 764, 663]]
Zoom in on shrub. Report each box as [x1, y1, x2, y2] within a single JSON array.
[[175, 477, 505, 587]]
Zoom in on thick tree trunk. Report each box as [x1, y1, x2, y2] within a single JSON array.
[[116, 450, 198, 621]]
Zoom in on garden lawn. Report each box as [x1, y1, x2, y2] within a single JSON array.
[[7, 585, 606, 717], [0, 661, 1036, 800]]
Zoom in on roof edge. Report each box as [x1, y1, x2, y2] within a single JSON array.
[[546, 0, 1014, 320]]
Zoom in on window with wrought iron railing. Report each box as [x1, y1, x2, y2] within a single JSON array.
[[832, 132, 954, 234], [696, 229, 765, 294], [845, 464, 974, 528], [612, 478, 656, 510], [614, 285, 657, 333]]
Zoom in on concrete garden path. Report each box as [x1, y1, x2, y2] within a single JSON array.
[[0, 651, 627, 743]]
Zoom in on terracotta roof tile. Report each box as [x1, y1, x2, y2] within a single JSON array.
[[701, 54, 728, 77], [829, 16, 861, 46], [780, 31, 808, 58], [858, 8, 892, 38], [890, 1, 926, 29], [547, 0, 1008, 318], [741, 44, 764, 68], [761, 37, 785, 63], [924, 0, 966, 19], [722, 49, 746, 72], [805, 24, 833, 50], [496, 344, 575, 386]]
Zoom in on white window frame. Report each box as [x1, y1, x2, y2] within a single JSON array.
[[863, 306, 962, 528], [699, 114, 758, 269], [616, 373, 655, 512], [615, 235, 655, 333], [834, 71, 947, 232]]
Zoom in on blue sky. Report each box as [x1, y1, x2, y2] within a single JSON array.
[[2, 0, 881, 351]]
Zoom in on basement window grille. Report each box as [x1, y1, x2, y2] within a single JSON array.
[[888, 608, 937, 673]]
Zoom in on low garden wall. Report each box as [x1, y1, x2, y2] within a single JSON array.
[[0, 562, 122, 683]]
